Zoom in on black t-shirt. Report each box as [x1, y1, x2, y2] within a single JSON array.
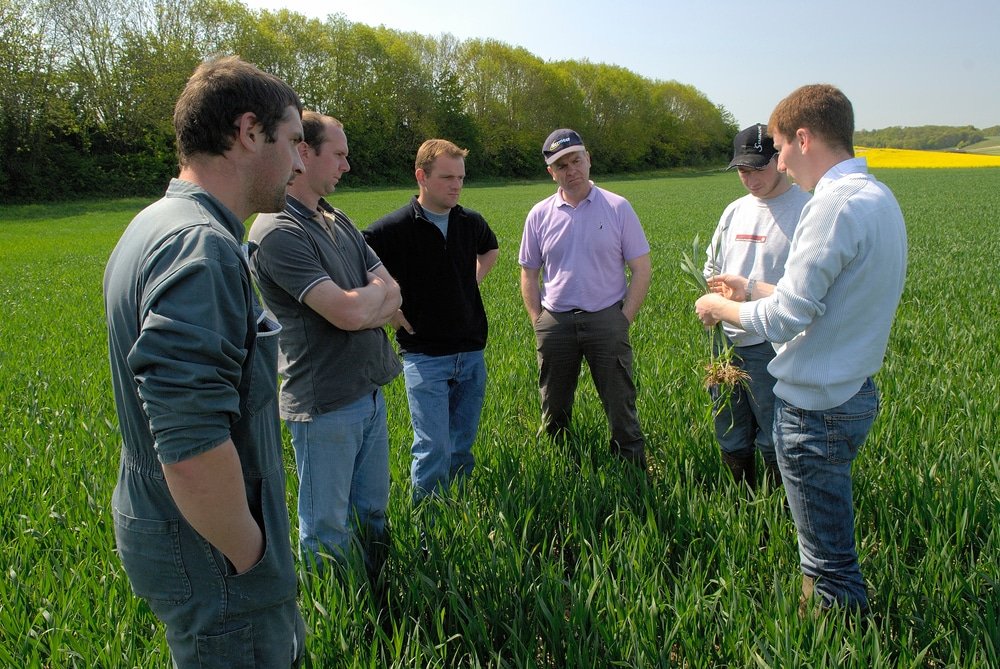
[[364, 197, 498, 356]]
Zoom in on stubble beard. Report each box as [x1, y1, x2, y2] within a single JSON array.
[[250, 171, 290, 215]]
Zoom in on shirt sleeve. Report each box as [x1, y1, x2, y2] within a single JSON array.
[[739, 197, 859, 343], [129, 230, 249, 464], [476, 215, 499, 255], [703, 208, 732, 278], [254, 226, 330, 303], [363, 242, 383, 273], [362, 220, 391, 267], [518, 209, 542, 269], [619, 200, 650, 261]]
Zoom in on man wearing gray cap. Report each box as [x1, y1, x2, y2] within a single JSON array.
[[703, 123, 810, 492], [519, 128, 652, 469]]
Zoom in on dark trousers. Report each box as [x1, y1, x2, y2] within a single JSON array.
[[533, 304, 645, 462]]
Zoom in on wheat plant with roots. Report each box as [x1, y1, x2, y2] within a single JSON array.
[[680, 235, 750, 394]]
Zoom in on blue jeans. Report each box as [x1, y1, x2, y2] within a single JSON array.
[[711, 341, 777, 466], [287, 390, 389, 569], [402, 350, 486, 502], [774, 377, 880, 611]]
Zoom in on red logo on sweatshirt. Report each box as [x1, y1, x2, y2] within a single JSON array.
[[736, 234, 766, 243]]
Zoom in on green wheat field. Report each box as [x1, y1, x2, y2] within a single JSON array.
[[1, 169, 997, 667]]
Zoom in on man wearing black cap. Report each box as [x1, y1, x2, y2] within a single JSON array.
[[702, 124, 810, 492], [519, 128, 652, 469]]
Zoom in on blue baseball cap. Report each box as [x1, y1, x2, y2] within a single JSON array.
[[542, 128, 586, 165]]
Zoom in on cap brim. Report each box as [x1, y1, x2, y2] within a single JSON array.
[[726, 155, 773, 170], [544, 145, 586, 165]]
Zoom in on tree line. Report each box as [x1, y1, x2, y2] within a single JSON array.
[[854, 125, 1000, 151], [1, 0, 740, 201]]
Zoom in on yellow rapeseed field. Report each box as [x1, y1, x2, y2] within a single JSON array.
[[856, 146, 1000, 168]]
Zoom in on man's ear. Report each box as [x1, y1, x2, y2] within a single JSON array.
[[547, 165, 556, 182], [795, 128, 811, 153], [236, 112, 261, 150], [415, 168, 427, 186]]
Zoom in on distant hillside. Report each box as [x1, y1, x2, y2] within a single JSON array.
[[958, 137, 1000, 156], [854, 125, 999, 151]]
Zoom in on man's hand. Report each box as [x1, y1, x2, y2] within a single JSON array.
[[391, 309, 415, 334], [695, 293, 727, 327], [519, 267, 543, 324], [162, 439, 264, 574], [706, 274, 747, 301]]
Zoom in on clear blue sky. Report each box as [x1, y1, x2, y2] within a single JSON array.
[[244, 0, 999, 132]]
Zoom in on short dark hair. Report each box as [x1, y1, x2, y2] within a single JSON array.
[[301, 111, 343, 154], [173, 55, 302, 165], [769, 84, 854, 156]]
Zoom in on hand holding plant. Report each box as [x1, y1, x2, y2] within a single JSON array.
[[680, 235, 750, 391]]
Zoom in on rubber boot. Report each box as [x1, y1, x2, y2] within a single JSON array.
[[721, 452, 757, 493]]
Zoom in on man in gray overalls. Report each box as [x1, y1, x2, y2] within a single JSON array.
[[104, 56, 307, 667]]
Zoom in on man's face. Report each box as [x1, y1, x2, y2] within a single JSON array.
[[252, 105, 304, 214], [772, 129, 809, 190], [737, 157, 786, 199], [547, 150, 591, 195], [302, 122, 350, 199], [417, 154, 465, 214]]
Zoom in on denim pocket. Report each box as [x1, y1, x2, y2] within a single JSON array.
[[196, 624, 255, 668], [113, 509, 191, 605], [223, 480, 297, 616], [823, 381, 879, 463], [823, 408, 876, 463]]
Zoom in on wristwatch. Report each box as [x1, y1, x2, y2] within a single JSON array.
[[745, 278, 757, 302]]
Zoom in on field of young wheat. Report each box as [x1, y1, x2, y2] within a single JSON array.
[[1, 168, 997, 667]]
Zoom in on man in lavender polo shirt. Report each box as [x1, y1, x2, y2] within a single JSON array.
[[519, 128, 652, 468]]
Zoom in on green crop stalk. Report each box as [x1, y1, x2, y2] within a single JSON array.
[[679, 235, 749, 395]]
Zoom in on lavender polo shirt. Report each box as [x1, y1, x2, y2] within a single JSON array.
[[519, 183, 650, 313]]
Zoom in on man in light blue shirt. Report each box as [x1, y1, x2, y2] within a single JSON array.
[[696, 85, 907, 615]]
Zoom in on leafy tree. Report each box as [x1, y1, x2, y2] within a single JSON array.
[[553, 60, 655, 172], [456, 39, 583, 177], [36, 0, 145, 149], [318, 22, 435, 184], [854, 125, 986, 150], [0, 0, 743, 199], [431, 69, 481, 166], [117, 0, 203, 183], [650, 81, 734, 167], [396, 32, 481, 165], [0, 0, 77, 197], [211, 6, 338, 111]]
